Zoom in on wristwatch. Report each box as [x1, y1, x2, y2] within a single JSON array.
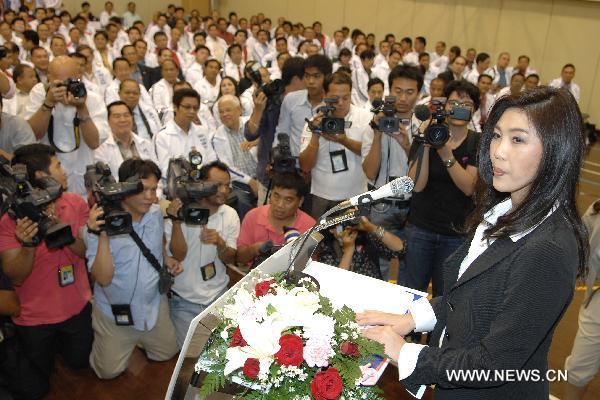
[[443, 157, 456, 168]]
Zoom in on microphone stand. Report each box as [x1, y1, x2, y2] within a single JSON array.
[[283, 205, 370, 288]]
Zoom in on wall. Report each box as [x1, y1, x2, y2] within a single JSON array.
[[217, 0, 600, 124]]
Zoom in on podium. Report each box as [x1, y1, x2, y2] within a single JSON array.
[[165, 237, 427, 399]]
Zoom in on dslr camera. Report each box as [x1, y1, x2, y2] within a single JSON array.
[[319, 97, 345, 134], [413, 99, 472, 148], [0, 158, 74, 249], [84, 162, 143, 236], [166, 151, 218, 225], [270, 133, 297, 174], [58, 78, 87, 98], [247, 63, 284, 99], [371, 96, 400, 134]]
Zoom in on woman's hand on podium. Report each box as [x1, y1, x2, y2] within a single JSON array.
[[356, 311, 416, 336]]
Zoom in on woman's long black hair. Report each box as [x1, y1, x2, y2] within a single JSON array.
[[465, 86, 589, 278]]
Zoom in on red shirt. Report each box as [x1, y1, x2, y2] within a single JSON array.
[[237, 205, 315, 247], [0, 192, 91, 326]]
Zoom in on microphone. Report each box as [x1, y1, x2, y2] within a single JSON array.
[[283, 226, 300, 243], [336, 176, 414, 209], [414, 105, 431, 122]]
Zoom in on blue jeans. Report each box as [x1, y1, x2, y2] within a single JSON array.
[[168, 289, 227, 349], [369, 203, 409, 281], [403, 224, 465, 297]]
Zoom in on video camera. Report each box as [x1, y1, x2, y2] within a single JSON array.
[[371, 96, 400, 134], [84, 162, 143, 236], [0, 157, 74, 249], [247, 63, 284, 99], [270, 133, 297, 174], [318, 97, 345, 134], [166, 151, 218, 225], [413, 100, 472, 148]]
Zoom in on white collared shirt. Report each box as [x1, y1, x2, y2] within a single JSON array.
[[193, 76, 221, 107], [184, 61, 204, 87], [93, 131, 158, 180], [150, 78, 175, 114], [397, 198, 557, 398], [153, 119, 217, 181]]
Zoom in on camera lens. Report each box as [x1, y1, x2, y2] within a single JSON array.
[[109, 216, 125, 228], [325, 120, 337, 131], [426, 125, 449, 147]]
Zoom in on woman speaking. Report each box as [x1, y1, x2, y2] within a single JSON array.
[[359, 86, 588, 399]]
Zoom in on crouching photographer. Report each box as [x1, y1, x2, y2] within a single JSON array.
[[0, 144, 93, 397], [85, 159, 183, 380]]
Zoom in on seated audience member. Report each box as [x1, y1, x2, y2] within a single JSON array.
[[549, 63, 580, 103], [3, 64, 38, 118], [94, 101, 158, 180], [495, 72, 525, 99], [119, 79, 162, 140], [193, 58, 222, 108], [333, 47, 353, 72], [299, 71, 372, 218], [523, 73, 540, 92], [165, 161, 240, 348], [465, 52, 491, 84], [0, 96, 36, 160], [86, 159, 182, 379], [237, 172, 315, 265], [372, 50, 402, 94], [474, 73, 494, 128], [430, 40, 449, 71], [77, 44, 113, 97], [153, 88, 217, 182], [510, 54, 537, 78], [315, 216, 404, 279], [211, 94, 258, 219], [486, 51, 512, 90], [150, 58, 180, 116], [223, 44, 245, 82], [352, 49, 375, 107], [0, 143, 93, 393], [417, 77, 446, 107], [30, 46, 50, 85], [437, 55, 466, 84], [0, 268, 49, 399], [184, 44, 210, 87], [211, 76, 252, 126]]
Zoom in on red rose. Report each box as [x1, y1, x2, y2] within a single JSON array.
[[229, 327, 247, 347], [274, 334, 304, 366], [255, 280, 275, 297], [310, 368, 343, 400], [243, 358, 260, 380], [340, 341, 360, 357]]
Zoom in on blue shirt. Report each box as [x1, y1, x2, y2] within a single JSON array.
[[86, 204, 164, 331], [275, 89, 320, 156]]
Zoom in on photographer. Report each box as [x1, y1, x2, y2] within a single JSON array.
[[362, 65, 423, 280], [0, 143, 93, 393], [24, 55, 109, 197], [237, 172, 314, 265], [405, 80, 480, 297], [165, 161, 240, 349], [86, 159, 182, 379], [244, 56, 305, 204], [315, 216, 405, 279], [299, 71, 372, 219]]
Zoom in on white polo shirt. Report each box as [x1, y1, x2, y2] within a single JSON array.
[[165, 204, 240, 305], [300, 105, 372, 200]]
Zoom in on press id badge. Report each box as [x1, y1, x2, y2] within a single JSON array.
[[58, 265, 75, 287], [201, 262, 216, 281], [329, 149, 348, 173], [111, 304, 134, 326]]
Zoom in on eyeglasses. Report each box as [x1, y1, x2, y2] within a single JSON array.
[[447, 100, 474, 108], [179, 104, 200, 111]]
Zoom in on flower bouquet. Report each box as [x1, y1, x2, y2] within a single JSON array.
[[195, 272, 387, 400]]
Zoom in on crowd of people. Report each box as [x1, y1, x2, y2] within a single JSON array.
[[0, 1, 593, 400]]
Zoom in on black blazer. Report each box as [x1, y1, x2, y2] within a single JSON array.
[[402, 210, 578, 399], [139, 63, 161, 91]]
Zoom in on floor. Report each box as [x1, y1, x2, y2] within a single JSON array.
[[42, 145, 600, 400]]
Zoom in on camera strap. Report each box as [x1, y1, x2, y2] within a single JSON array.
[[129, 229, 163, 276], [47, 115, 81, 153]]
